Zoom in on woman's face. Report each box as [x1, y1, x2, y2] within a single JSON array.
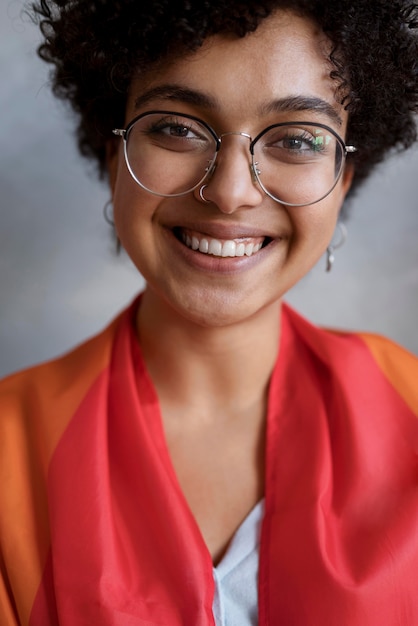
[[108, 10, 353, 328]]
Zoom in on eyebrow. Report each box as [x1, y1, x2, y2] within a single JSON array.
[[261, 95, 343, 127], [133, 85, 217, 111], [133, 84, 343, 127]]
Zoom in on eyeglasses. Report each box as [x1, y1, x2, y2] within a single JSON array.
[[113, 110, 356, 207]]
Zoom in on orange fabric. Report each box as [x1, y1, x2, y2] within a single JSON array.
[[0, 317, 120, 626], [1, 299, 418, 625], [359, 332, 418, 415]]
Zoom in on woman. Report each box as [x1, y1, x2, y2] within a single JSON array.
[[1, 1, 418, 624]]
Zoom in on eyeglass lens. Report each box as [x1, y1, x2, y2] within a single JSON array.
[[124, 112, 345, 205]]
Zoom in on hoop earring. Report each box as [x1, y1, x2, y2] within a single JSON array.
[[103, 200, 122, 254], [326, 222, 347, 272], [199, 184, 210, 204], [103, 199, 114, 226]]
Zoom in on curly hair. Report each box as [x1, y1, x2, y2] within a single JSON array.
[[31, 0, 418, 197]]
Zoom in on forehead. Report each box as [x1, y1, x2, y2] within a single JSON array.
[[127, 10, 346, 129]]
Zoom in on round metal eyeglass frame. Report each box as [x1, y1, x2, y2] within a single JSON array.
[[113, 110, 357, 207]]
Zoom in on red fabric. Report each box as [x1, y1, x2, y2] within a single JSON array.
[[259, 310, 418, 625], [31, 311, 215, 625], [1, 298, 418, 625]]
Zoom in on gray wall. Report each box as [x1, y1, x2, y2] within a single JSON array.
[[1, 0, 417, 378]]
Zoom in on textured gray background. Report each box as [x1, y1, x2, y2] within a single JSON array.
[[1, 0, 417, 378]]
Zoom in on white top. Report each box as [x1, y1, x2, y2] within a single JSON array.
[[212, 500, 264, 625]]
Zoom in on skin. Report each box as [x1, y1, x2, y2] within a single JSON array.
[[107, 10, 353, 563]]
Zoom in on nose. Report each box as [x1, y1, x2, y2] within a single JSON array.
[[195, 132, 264, 213]]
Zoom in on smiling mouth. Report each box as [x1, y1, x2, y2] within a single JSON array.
[[175, 228, 271, 258]]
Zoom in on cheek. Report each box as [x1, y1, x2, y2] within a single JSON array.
[[293, 199, 340, 244], [112, 188, 162, 283], [112, 189, 161, 283], [111, 158, 155, 242], [287, 187, 344, 272], [113, 184, 137, 232]]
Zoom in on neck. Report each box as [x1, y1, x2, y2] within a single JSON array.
[[136, 288, 282, 417]]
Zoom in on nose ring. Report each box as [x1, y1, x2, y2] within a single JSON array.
[[199, 184, 210, 203]]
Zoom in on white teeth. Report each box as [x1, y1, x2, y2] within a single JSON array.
[[208, 239, 222, 256], [245, 243, 254, 256], [199, 238, 209, 253], [236, 243, 245, 256], [181, 232, 264, 258], [222, 240, 236, 257]]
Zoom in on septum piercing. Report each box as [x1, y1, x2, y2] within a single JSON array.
[[199, 185, 210, 203]]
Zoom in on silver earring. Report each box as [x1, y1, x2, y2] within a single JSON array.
[[326, 222, 347, 272], [103, 199, 114, 226], [103, 200, 121, 254], [199, 184, 210, 203]]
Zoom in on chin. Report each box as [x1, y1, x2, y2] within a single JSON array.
[[164, 284, 280, 329]]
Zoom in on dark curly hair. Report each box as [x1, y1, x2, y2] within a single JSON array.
[[31, 0, 418, 198]]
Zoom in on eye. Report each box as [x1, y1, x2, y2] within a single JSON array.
[[143, 116, 206, 141], [257, 125, 333, 164], [153, 121, 200, 139], [130, 113, 214, 154], [282, 135, 315, 151], [274, 130, 325, 153]]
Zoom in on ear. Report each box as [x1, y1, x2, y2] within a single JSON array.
[[106, 139, 120, 196], [341, 161, 355, 198]]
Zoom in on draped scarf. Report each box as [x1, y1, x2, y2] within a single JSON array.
[[1, 297, 418, 625]]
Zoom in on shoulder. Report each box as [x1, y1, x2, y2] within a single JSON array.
[[282, 303, 418, 414], [0, 302, 133, 442], [353, 330, 418, 415], [283, 302, 417, 366], [0, 316, 115, 402]]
